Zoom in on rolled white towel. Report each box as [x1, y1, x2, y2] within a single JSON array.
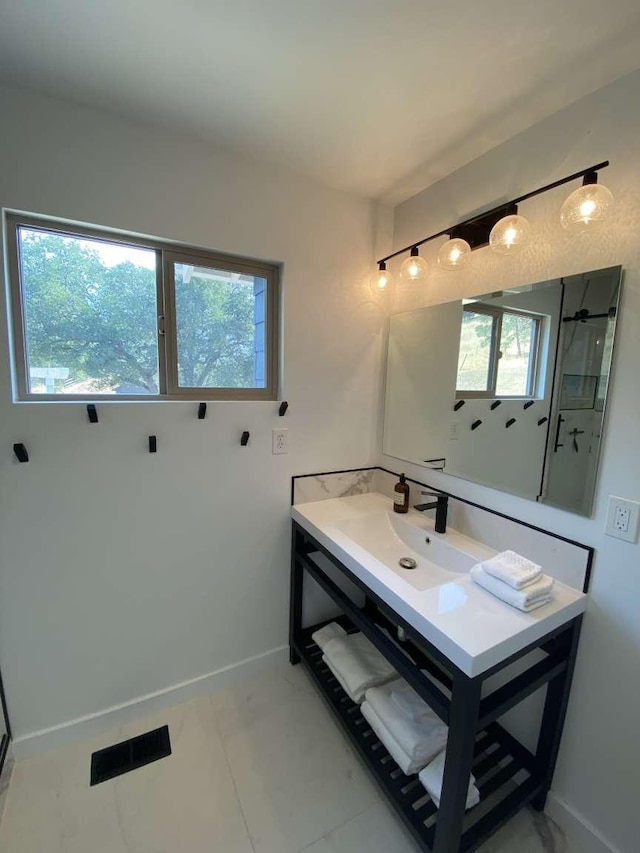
[[323, 633, 397, 704], [419, 748, 479, 810], [470, 565, 554, 612], [480, 550, 542, 589], [311, 621, 347, 651], [366, 680, 447, 766], [361, 700, 423, 775]]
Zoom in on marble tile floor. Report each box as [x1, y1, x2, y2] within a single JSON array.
[[0, 662, 571, 853]]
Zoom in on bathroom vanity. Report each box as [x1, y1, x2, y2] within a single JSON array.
[[289, 492, 587, 853]]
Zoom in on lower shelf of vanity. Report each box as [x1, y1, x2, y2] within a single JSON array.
[[292, 618, 546, 853]]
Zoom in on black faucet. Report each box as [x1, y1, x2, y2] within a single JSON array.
[[414, 491, 448, 533]]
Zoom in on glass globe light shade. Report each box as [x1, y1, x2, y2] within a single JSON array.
[[438, 237, 471, 270], [370, 263, 393, 294], [560, 183, 614, 233], [489, 214, 531, 255], [400, 253, 428, 282]]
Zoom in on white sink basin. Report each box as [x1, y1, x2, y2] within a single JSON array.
[[335, 510, 475, 590]]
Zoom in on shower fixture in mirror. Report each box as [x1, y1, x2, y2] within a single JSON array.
[[382, 266, 621, 516]]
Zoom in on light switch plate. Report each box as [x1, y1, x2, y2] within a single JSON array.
[[605, 495, 640, 542]]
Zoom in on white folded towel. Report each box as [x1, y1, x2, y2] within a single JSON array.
[[325, 659, 353, 698], [470, 565, 554, 612], [419, 748, 480, 810], [366, 680, 448, 766], [323, 633, 397, 704], [311, 621, 347, 651], [480, 550, 542, 589], [391, 676, 432, 722], [361, 700, 423, 775]]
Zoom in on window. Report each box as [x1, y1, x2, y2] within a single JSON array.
[[6, 214, 279, 400], [456, 305, 541, 398]]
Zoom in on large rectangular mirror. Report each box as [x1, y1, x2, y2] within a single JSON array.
[[383, 266, 621, 516]]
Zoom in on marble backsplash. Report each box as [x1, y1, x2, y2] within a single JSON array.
[[292, 469, 376, 505]]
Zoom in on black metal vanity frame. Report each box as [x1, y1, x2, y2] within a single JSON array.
[[289, 521, 582, 853]]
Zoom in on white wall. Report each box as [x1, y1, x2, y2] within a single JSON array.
[[0, 86, 384, 741], [382, 69, 640, 853]]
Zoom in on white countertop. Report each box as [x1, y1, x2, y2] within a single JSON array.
[[292, 492, 587, 677]]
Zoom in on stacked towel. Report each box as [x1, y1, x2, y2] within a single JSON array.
[[391, 678, 432, 722], [323, 633, 397, 704], [480, 550, 542, 589], [361, 679, 448, 775], [470, 564, 554, 612], [419, 748, 479, 810], [361, 701, 420, 775], [311, 621, 346, 650]]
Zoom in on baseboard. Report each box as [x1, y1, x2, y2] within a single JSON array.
[[546, 791, 623, 853], [12, 644, 289, 759]]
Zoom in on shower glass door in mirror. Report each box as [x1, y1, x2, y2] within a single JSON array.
[[382, 266, 621, 516], [541, 268, 620, 514]]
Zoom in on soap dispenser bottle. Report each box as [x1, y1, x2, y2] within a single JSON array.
[[394, 473, 410, 514]]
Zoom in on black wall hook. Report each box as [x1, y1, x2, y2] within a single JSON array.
[[13, 443, 29, 463], [490, 400, 502, 410], [454, 400, 465, 411], [523, 400, 535, 410], [506, 418, 517, 429], [538, 417, 549, 426], [148, 435, 157, 453], [87, 404, 99, 423], [278, 401, 289, 417], [198, 403, 207, 420], [240, 431, 250, 446], [471, 419, 483, 431]]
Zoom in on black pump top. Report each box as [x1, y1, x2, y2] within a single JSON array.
[[399, 473, 406, 484]]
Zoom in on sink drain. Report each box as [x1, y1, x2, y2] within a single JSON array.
[[399, 557, 417, 570]]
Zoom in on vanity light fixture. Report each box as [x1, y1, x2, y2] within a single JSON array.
[[370, 260, 393, 293], [489, 211, 531, 255], [560, 170, 614, 233], [400, 246, 428, 281], [374, 160, 611, 277], [438, 237, 471, 270]]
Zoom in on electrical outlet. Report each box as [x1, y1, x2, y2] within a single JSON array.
[[605, 496, 640, 542], [615, 505, 630, 532], [272, 428, 288, 455]]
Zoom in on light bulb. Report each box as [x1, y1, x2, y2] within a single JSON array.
[[438, 237, 471, 270], [489, 214, 531, 255], [400, 248, 428, 282], [560, 182, 614, 233], [370, 262, 393, 294]]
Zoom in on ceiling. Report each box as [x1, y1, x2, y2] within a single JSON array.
[[1, 1, 640, 202]]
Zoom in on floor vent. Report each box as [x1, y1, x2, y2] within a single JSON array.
[[90, 725, 171, 786]]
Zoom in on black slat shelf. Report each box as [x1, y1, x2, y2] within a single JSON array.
[[293, 621, 544, 853]]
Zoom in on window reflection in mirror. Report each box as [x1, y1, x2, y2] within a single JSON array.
[[456, 306, 542, 398]]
